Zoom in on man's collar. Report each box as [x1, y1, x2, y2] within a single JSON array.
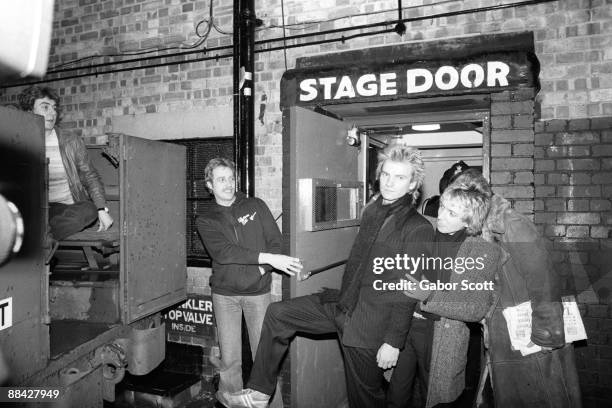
[[214, 191, 245, 208], [376, 192, 414, 211], [486, 195, 511, 234]]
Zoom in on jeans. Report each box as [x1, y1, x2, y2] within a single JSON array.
[[212, 292, 283, 407]]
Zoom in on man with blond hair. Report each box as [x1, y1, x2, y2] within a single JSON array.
[[220, 145, 434, 408]]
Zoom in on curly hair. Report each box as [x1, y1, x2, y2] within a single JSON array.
[[376, 144, 425, 202], [441, 182, 491, 235], [17, 85, 62, 124], [204, 157, 235, 188]]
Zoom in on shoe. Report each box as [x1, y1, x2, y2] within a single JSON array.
[[216, 388, 270, 408]]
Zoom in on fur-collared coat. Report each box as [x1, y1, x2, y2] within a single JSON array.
[[483, 195, 582, 408]]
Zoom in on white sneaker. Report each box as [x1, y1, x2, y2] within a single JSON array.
[[217, 388, 270, 408]]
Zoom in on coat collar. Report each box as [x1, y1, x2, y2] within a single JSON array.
[[485, 195, 511, 235]]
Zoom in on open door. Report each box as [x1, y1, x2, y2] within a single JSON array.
[[284, 106, 363, 407], [0, 107, 49, 384], [120, 135, 187, 323]]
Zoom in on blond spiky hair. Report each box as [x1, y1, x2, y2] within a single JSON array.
[[376, 144, 425, 202]]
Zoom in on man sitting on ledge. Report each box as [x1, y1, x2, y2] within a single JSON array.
[[18, 85, 113, 244]]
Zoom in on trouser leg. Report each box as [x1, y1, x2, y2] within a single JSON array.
[[242, 293, 271, 356], [247, 295, 338, 396], [242, 293, 284, 407], [387, 342, 418, 408], [213, 294, 244, 393], [387, 318, 433, 408], [49, 201, 98, 240], [342, 345, 386, 408]]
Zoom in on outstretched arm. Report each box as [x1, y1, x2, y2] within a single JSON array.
[[420, 242, 500, 322], [196, 217, 302, 276]]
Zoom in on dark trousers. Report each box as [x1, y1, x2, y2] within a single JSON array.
[[387, 318, 434, 408], [247, 295, 389, 408], [49, 201, 98, 240]]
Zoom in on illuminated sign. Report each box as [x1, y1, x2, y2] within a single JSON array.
[[280, 48, 537, 108], [0, 297, 12, 331], [298, 61, 510, 102]]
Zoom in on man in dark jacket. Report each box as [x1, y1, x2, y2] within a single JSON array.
[[454, 169, 582, 408], [18, 85, 113, 241], [196, 158, 302, 408], [219, 145, 434, 408]]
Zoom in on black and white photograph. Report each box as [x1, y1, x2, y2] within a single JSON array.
[[0, 1, 610, 407]]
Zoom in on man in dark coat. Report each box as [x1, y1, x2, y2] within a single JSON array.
[[454, 169, 582, 408], [219, 145, 434, 408]]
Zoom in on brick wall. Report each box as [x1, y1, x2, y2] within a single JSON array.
[[0, 0, 609, 222], [1, 1, 610, 205], [490, 88, 536, 213], [489, 92, 612, 407], [533, 117, 612, 408]]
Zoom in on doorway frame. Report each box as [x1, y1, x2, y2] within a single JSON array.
[[351, 108, 491, 181]]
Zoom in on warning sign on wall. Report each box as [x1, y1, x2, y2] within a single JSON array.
[[0, 297, 12, 331], [162, 295, 215, 337]]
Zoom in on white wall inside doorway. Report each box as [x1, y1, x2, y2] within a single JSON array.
[[419, 146, 483, 211]]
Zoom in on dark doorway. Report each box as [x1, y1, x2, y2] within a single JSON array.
[[165, 137, 233, 267]]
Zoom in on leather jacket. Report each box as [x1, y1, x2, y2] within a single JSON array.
[[484, 195, 565, 348], [56, 130, 107, 209]]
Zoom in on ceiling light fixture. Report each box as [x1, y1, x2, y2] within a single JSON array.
[[411, 124, 441, 131]]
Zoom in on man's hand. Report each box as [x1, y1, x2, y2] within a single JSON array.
[[376, 343, 399, 369], [259, 253, 303, 276], [402, 273, 432, 302], [526, 341, 554, 353], [97, 210, 114, 231]]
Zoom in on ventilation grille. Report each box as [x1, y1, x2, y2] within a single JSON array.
[[166, 138, 233, 266]]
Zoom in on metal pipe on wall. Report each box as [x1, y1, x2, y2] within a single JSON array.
[[233, 0, 256, 197]]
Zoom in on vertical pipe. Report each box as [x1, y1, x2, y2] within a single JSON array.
[[233, 0, 256, 197], [233, 0, 242, 191]]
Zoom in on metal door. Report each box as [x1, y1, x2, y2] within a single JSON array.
[[120, 135, 187, 323], [0, 107, 49, 383], [284, 106, 362, 407]]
